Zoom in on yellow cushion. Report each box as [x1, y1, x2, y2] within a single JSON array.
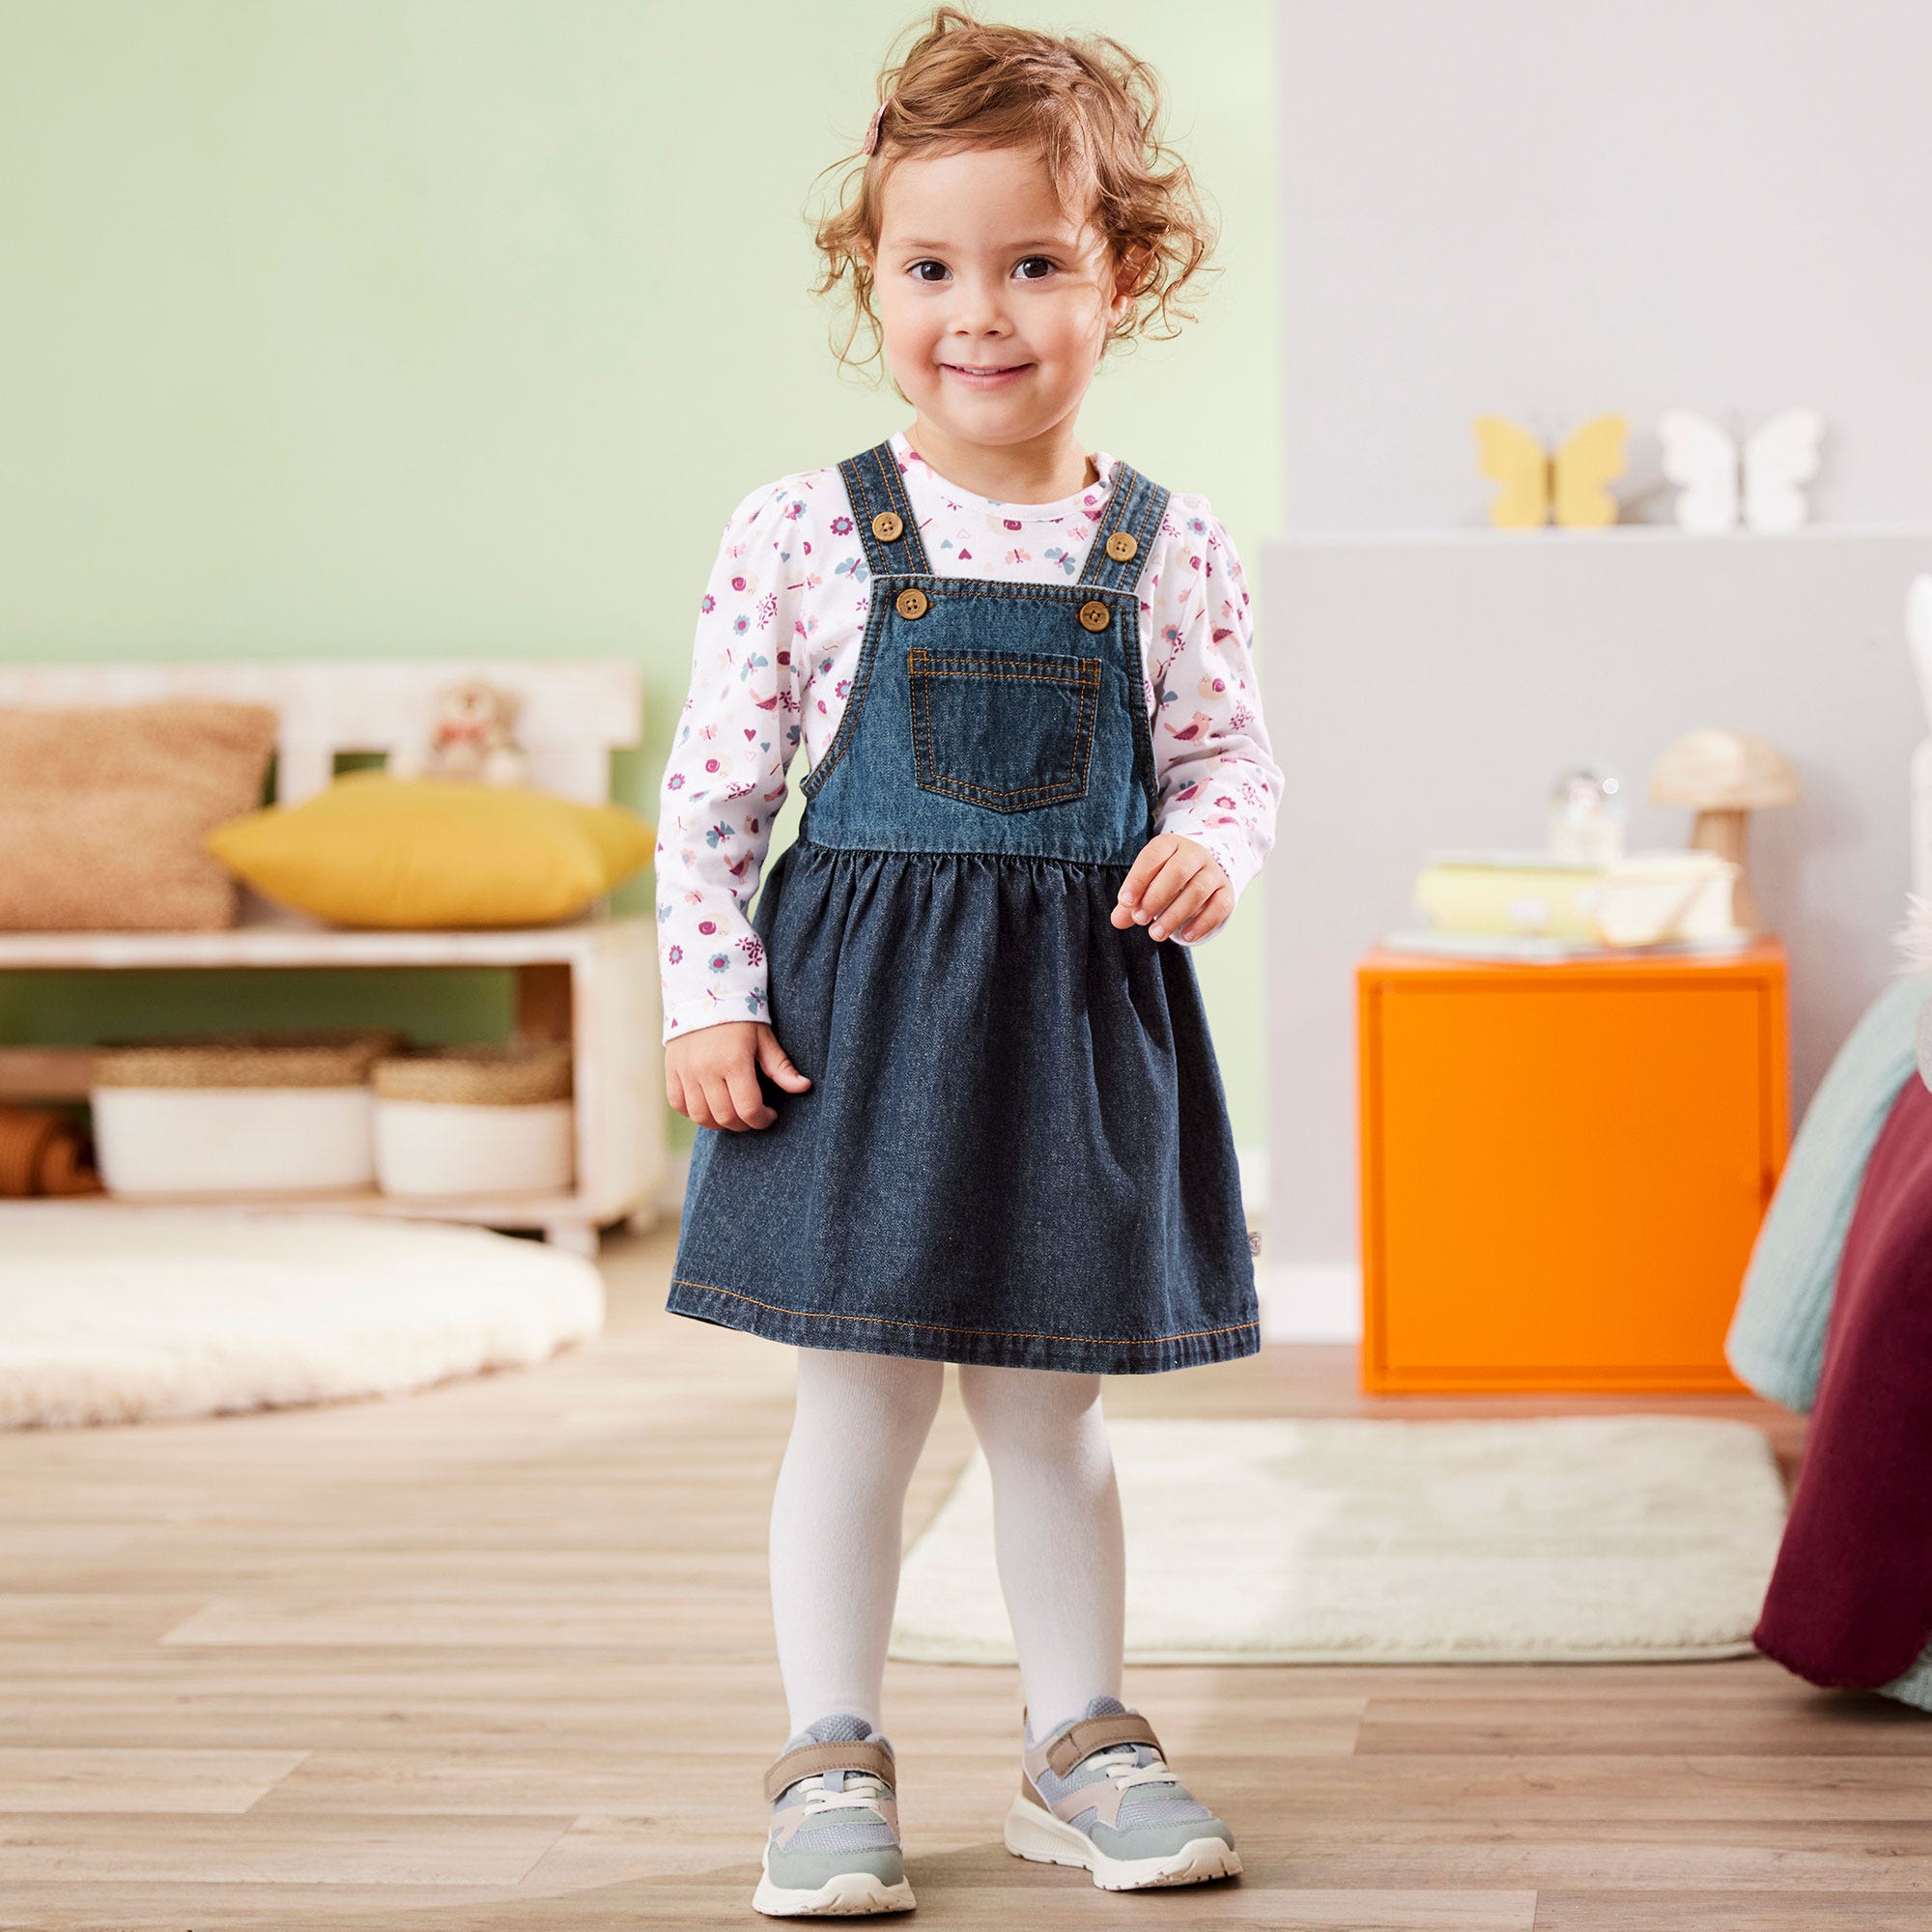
[[206, 772, 654, 928]]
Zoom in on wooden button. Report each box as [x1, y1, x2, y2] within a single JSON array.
[[1104, 530, 1138, 562], [1078, 600, 1111, 632], [895, 586, 928, 620], [871, 510, 904, 542]]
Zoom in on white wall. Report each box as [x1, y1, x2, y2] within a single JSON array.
[[1264, 1, 1932, 1335], [1279, 0, 1932, 532]]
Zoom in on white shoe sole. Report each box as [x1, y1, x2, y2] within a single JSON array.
[[752, 1843, 916, 1917], [1003, 1792, 1241, 1889]]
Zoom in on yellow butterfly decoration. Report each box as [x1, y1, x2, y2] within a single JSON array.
[[1472, 413, 1628, 528]]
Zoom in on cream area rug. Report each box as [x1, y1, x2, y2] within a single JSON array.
[[0, 1208, 604, 1429], [890, 1415, 1787, 1665]]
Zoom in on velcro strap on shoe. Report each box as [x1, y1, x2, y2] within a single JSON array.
[[1044, 1711, 1164, 1779], [762, 1739, 895, 1804]]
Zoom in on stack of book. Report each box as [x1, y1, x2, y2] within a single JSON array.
[[1385, 849, 1749, 960]]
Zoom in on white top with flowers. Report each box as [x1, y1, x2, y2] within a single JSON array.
[[654, 427, 1282, 1043]]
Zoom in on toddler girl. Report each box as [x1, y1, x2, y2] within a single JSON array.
[[655, 7, 1281, 1915]]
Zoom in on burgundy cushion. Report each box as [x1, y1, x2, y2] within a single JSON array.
[[1755, 1069, 1932, 1687]]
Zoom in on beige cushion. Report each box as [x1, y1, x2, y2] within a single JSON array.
[[0, 699, 279, 930]]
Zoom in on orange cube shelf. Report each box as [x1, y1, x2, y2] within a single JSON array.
[[1356, 939, 1789, 1394]]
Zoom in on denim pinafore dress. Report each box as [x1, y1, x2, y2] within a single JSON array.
[[667, 438, 1260, 1375]]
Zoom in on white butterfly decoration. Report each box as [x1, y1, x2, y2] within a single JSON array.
[[1655, 407, 1826, 533]]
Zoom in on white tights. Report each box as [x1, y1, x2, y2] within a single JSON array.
[[768, 1347, 1125, 1742]]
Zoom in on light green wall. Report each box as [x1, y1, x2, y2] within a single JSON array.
[[0, 0, 1277, 1147]]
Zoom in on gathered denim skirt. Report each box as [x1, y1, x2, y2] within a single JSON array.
[[666, 834, 1262, 1375]]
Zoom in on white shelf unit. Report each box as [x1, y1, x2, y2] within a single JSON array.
[[0, 658, 667, 1256]]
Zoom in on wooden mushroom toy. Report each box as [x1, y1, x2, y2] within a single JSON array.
[[1648, 729, 1798, 937]]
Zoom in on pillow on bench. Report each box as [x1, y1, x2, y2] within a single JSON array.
[[0, 698, 279, 930], [206, 771, 653, 928]]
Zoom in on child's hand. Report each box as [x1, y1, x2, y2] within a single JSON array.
[[664, 1020, 811, 1131], [1111, 834, 1233, 945]]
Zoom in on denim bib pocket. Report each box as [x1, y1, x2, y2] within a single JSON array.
[[907, 648, 1100, 813]]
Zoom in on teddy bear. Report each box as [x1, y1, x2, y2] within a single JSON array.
[[389, 678, 529, 786]]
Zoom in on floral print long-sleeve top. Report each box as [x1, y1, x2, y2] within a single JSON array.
[[655, 427, 1283, 1043]]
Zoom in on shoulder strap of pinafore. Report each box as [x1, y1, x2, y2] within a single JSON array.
[[838, 437, 1169, 594], [1079, 457, 1170, 597], [839, 440, 933, 576]]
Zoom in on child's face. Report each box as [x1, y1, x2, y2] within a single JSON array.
[[867, 144, 1134, 452]]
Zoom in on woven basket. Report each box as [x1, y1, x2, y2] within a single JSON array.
[[372, 1042, 573, 1106], [89, 1028, 405, 1197], [93, 1028, 405, 1091], [371, 1043, 575, 1199]]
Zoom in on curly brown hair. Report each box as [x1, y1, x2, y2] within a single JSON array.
[[807, 6, 1221, 385]]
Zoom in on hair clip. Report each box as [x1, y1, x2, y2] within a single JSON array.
[[863, 95, 892, 156]]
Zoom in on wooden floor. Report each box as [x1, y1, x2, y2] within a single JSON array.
[[4, 1215, 1928, 1930]]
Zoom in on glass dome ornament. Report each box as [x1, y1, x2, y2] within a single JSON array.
[[1548, 764, 1626, 863]]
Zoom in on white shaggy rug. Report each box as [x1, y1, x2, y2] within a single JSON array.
[[0, 1208, 604, 1429], [891, 1415, 1787, 1665]]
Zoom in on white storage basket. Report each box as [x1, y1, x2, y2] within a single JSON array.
[[372, 1042, 574, 1199], [90, 1029, 402, 1198]]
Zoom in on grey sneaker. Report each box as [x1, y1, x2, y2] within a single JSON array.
[[1004, 1694, 1240, 1890], [753, 1713, 916, 1918]]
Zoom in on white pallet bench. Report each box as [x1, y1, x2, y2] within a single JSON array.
[[0, 658, 666, 1257]]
